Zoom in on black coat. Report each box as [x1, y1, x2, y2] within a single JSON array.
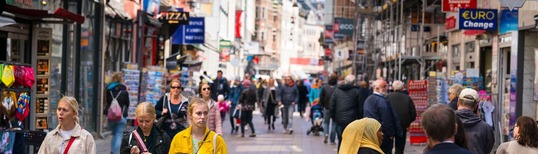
[[319, 83, 337, 110], [120, 126, 171, 154], [386, 91, 417, 129], [104, 84, 130, 118], [330, 84, 364, 126]]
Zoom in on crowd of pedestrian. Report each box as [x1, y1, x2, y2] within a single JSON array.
[[36, 69, 538, 154]]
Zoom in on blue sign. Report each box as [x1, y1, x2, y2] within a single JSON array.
[[459, 9, 498, 30], [172, 17, 205, 44], [500, 9, 518, 34], [143, 0, 160, 15]]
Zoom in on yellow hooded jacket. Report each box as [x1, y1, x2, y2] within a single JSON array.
[[169, 126, 227, 154]]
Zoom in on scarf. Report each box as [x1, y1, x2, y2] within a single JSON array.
[[339, 118, 384, 154]]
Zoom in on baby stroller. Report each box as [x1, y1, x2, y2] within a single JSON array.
[[306, 99, 324, 136]]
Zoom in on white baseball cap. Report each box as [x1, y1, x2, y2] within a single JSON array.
[[459, 88, 478, 101]]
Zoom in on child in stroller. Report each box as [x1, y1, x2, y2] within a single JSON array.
[[307, 98, 324, 136]]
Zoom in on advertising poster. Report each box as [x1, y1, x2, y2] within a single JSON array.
[[219, 40, 232, 62]]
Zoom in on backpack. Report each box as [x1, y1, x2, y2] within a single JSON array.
[[107, 91, 123, 122]]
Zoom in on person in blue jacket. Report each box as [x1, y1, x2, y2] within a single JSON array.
[[228, 78, 242, 134], [363, 79, 403, 154]]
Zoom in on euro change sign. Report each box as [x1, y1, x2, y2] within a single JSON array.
[[459, 9, 498, 30]]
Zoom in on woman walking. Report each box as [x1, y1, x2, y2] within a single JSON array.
[[38, 96, 96, 154], [199, 83, 223, 135], [104, 72, 130, 154], [496, 116, 538, 154], [120, 102, 171, 154], [155, 79, 190, 138], [169, 98, 228, 153], [239, 80, 257, 137], [262, 78, 279, 131]]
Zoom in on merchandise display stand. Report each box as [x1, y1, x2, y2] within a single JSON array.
[[408, 80, 428, 145]]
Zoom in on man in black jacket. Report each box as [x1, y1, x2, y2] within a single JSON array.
[[211, 70, 230, 101], [319, 74, 338, 144], [386, 80, 416, 154], [330, 75, 364, 151], [456, 88, 494, 154]]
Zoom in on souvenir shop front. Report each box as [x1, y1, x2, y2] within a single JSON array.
[[0, 1, 92, 153]]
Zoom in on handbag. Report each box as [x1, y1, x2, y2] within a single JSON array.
[[155, 94, 169, 129]]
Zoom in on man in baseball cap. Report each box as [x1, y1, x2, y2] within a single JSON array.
[[456, 88, 494, 154]]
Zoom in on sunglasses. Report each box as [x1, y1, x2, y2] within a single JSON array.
[[202, 87, 210, 91], [170, 86, 182, 89]]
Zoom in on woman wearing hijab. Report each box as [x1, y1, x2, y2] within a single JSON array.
[[38, 96, 96, 154], [339, 118, 384, 154], [199, 82, 223, 135]]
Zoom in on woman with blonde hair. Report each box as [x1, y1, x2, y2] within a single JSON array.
[[38, 96, 96, 154], [105, 72, 130, 154], [198, 82, 222, 135], [169, 98, 228, 153], [339, 118, 384, 154], [121, 102, 171, 154]]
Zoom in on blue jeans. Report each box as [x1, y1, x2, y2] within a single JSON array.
[[323, 109, 336, 143], [109, 118, 127, 154]]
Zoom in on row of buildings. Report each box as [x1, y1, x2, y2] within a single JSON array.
[[323, 0, 538, 145]]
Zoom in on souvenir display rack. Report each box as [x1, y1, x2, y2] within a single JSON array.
[[408, 80, 428, 145]]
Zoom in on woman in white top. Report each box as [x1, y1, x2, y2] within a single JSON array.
[[496, 116, 538, 154], [38, 96, 96, 154]]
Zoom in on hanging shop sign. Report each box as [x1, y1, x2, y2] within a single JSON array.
[[160, 11, 189, 24], [171, 17, 205, 44], [334, 18, 354, 38], [458, 9, 498, 30], [499, 9, 518, 35], [442, 0, 477, 12], [499, 0, 525, 11], [219, 40, 232, 62], [446, 14, 458, 30]]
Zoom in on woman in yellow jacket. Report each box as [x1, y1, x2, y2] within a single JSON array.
[[169, 97, 228, 154]]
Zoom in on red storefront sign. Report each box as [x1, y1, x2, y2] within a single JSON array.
[[442, 0, 477, 12], [235, 10, 242, 38], [446, 16, 457, 30]]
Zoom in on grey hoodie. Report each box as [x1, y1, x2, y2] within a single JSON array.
[[456, 109, 494, 154]]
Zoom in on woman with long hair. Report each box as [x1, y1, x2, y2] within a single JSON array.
[[169, 98, 228, 153], [262, 78, 279, 131], [199, 83, 222, 135], [38, 96, 96, 154], [497, 116, 538, 154], [120, 102, 171, 154], [339, 118, 384, 154], [105, 72, 130, 154], [155, 79, 190, 138]]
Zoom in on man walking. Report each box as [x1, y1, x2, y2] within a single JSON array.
[[319, 74, 338, 144], [386, 80, 416, 154], [456, 88, 494, 154], [364, 79, 403, 154], [330, 75, 364, 150], [278, 75, 299, 134], [211, 70, 230, 101], [422, 104, 473, 154], [448, 84, 463, 110]]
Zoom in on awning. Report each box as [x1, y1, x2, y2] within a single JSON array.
[[5, 5, 85, 23], [0, 16, 16, 28], [143, 14, 162, 27]]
